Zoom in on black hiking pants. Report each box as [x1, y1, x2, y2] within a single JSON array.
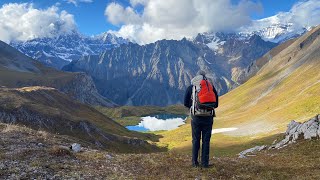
[[191, 115, 213, 166]]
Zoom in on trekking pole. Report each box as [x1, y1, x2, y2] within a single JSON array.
[[199, 136, 201, 168]]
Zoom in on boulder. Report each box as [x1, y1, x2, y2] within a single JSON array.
[[270, 114, 320, 149], [239, 114, 320, 158], [70, 143, 81, 153], [239, 145, 267, 158]]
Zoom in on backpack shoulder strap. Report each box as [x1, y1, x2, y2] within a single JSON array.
[[202, 75, 207, 80]]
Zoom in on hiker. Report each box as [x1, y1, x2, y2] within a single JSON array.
[[184, 71, 218, 168]]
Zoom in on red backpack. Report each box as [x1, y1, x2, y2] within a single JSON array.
[[191, 76, 217, 116], [198, 77, 216, 104]]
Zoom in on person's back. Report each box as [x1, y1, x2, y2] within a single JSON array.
[[184, 71, 218, 168]]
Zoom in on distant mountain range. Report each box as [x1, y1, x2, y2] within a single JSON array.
[[10, 32, 128, 69], [10, 17, 310, 70], [0, 40, 165, 152], [240, 15, 310, 43], [197, 15, 310, 51], [9, 19, 312, 106], [63, 35, 276, 106]]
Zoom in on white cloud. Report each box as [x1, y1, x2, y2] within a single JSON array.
[[105, 0, 262, 44], [104, 2, 141, 25], [130, 0, 148, 7], [0, 3, 77, 43], [241, 0, 320, 34], [65, 0, 93, 6], [288, 0, 320, 28], [105, 0, 320, 45]]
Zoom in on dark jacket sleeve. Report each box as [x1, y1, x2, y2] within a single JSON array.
[[212, 85, 219, 108], [184, 85, 193, 108]]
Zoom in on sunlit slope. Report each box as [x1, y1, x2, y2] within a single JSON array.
[[215, 26, 320, 136], [157, 26, 320, 153]]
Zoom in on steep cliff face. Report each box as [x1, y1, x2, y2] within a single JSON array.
[[57, 73, 116, 107], [64, 39, 228, 106], [193, 33, 278, 86], [0, 40, 115, 107], [64, 35, 277, 106]]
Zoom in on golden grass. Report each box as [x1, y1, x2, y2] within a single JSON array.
[[106, 139, 320, 179], [15, 86, 56, 92], [156, 28, 320, 156]]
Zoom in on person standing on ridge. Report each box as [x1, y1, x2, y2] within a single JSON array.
[[184, 70, 219, 168]]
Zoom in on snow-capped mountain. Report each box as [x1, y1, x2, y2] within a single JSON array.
[[9, 27, 279, 106], [241, 15, 311, 43], [95, 32, 129, 44], [10, 31, 129, 69], [193, 32, 253, 53], [196, 15, 311, 53], [10, 14, 310, 71]]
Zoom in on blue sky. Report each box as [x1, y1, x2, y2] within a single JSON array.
[[0, 0, 301, 35], [1, 0, 320, 44], [250, 0, 299, 18]]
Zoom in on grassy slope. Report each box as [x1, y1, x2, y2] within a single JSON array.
[[0, 41, 115, 106], [0, 43, 77, 89], [216, 26, 320, 134], [0, 87, 162, 153], [156, 118, 283, 156], [157, 26, 320, 155]]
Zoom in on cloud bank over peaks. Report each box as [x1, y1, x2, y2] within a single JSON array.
[[245, 0, 320, 32], [105, 0, 263, 45], [0, 3, 77, 43]]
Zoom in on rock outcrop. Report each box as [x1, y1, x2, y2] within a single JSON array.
[[238, 145, 267, 158], [239, 115, 320, 158], [270, 114, 320, 149]]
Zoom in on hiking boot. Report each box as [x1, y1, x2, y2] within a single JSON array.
[[192, 162, 199, 168], [201, 164, 213, 168], [202, 164, 209, 168]]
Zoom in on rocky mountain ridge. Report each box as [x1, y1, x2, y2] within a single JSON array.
[[10, 32, 128, 69], [64, 35, 277, 106], [0, 40, 115, 107]]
